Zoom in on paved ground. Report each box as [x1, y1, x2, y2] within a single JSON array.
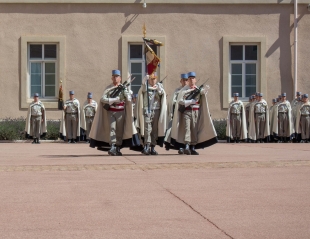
[[0, 142, 310, 239]]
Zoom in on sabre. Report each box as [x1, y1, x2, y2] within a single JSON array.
[[159, 75, 168, 84]]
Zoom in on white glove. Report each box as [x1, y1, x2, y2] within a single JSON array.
[[142, 75, 149, 85], [109, 97, 120, 105], [203, 85, 210, 95], [184, 99, 196, 107], [156, 84, 164, 93], [190, 99, 197, 104]]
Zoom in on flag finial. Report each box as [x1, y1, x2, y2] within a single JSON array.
[[143, 23, 146, 38]]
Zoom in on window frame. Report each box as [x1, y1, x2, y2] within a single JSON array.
[[28, 43, 58, 98], [229, 44, 258, 100], [222, 36, 266, 109], [21, 36, 66, 109]]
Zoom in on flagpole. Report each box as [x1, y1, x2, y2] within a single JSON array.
[[143, 23, 150, 115]]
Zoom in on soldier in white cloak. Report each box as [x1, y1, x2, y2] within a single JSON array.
[[271, 92, 294, 143], [25, 93, 47, 144], [226, 93, 247, 143], [164, 73, 188, 150], [248, 92, 270, 143], [295, 94, 310, 143], [291, 91, 302, 141], [135, 72, 167, 155], [89, 70, 140, 156], [59, 90, 81, 143], [166, 71, 217, 155], [81, 92, 97, 143]]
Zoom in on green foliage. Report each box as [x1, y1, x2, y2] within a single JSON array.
[[0, 118, 60, 141], [213, 119, 227, 140]]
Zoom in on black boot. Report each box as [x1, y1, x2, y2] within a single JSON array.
[[260, 139, 264, 143], [184, 144, 191, 155], [150, 145, 158, 155], [108, 144, 117, 156], [116, 146, 122, 156], [36, 138, 40, 144], [234, 137, 237, 143], [32, 138, 36, 144], [190, 145, 199, 155], [236, 137, 240, 143], [142, 144, 150, 155], [256, 139, 260, 143], [72, 138, 77, 143], [68, 139, 72, 143], [178, 148, 184, 154]]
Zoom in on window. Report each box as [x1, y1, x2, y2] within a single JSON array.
[[29, 44, 57, 97], [222, 36, 266, 108], [128, 43, 158, 94], [230, 45, 257, 98], [21, 36, 65, 109]]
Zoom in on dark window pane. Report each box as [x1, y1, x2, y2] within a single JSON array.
[[231, 64, 242, 74], [231, 75, 242, 86], [231, 87, 242, 97], [30, 45, 42, 59], [45, 63, 55, 74], [150, 44, 157, 55], [131, 63, 142, 74], [246, 64, 256, 74], [130, 45, 143, 59], [45, 86, 55, 97], [130, 85, 141, 95], [246, 75, 256, 86], [230, 45, 243, 60], [44, 45, 57, 59], [246, 86, 256, 97], [131, 74, 142, 85], [31, 86, 41, 97], [45, 74, 55, 85], [245, 45, 257, 60]]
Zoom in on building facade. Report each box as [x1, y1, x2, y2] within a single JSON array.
[[0, 0, 310, 119]]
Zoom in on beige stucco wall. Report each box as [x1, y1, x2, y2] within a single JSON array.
[[0, 3, 310, 119]]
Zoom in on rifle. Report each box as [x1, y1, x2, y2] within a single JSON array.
[[178, 79, 209, 113], [103, 77, 136, 111], [159, 75, 168, 84]]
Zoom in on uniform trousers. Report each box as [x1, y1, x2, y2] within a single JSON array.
[[144, 109, 160, 145], [278, 112, 288, 137], [66, 113, 78, 140], [183, 109, 199, 145], [255, 113, 266, 139], [31, 115, 41, 139], [109, 110, 125, 146], [230, 113, 241, 138], [300, 115, 310, 139], [85, 116, 94, 140]]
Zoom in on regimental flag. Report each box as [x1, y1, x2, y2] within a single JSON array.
[[143, 38, 163, 75], [58, 84, 64, 110]]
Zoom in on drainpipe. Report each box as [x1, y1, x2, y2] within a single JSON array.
[[294, 0, 298, 96]]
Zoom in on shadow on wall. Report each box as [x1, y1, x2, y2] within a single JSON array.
[[265, 7, 306, 99], [218, 38, 223, 111]]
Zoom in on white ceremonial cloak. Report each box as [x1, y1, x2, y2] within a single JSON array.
[[295, 101, 310, 136], [134, 82, 167, 147], [59, 98, 81, 140], [25, 101, 47, 138], [164, 85, 185, 147], [80, 100, 98, 131], [226, 99, 247, 141], [167, 85, 217, 150], [248, 99, 270, 141], [89, 84, 140, 150], [271, 100, 294, 139]]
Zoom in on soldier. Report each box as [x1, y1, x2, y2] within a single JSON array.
[[296, 94, 310, 143], [89, 70, 140, 156], [164, 73, 188, 149], [81, 92, 97, 143], [25, 93, 47, 144], [271, 92, 293, 143], [291, 92, 302, 141], [226, 93, 247, 143], [269, 98, 277, 142], [60, 90, 81, 143], [135, 72, 167, 155], [167, 71, 217, 155], [249, 93, 270, 143]]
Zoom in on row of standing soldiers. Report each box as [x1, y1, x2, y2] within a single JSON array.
[[226, 91, 310, 143], [25, 70, 218, 155]]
